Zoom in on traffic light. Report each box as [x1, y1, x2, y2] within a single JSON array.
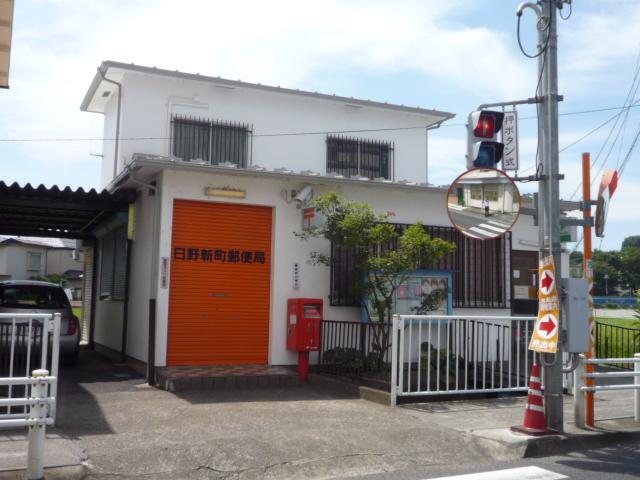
[[466, 110, 505, 169]]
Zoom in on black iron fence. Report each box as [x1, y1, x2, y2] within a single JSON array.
[[315, 320, 393, 389], [595, 320, 640, 369]]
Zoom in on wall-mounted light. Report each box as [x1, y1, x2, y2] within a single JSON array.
[[204, 186, 246, 198]]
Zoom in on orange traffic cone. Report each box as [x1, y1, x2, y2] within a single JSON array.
[[511, 364, 549, 435]]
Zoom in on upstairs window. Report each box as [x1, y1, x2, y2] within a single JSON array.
[[171, 116, 252, 167], [326, 136, 393, 180]]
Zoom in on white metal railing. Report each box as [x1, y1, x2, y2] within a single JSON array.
[[574, 353, 640, 428], [0, 313, 60, 480], [0, 370, 56, 480], [391, 314, 541, 405], [0, 313, 60, 423]]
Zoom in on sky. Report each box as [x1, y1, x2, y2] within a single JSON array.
[[1, 0, 638, 251]]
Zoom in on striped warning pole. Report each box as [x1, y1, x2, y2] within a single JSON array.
[[582, 152, 595, 427]]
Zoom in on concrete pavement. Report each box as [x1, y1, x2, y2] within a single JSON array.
[[1, 350, 639, 479]]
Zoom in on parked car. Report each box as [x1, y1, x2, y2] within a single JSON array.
[[0, 280, 80, 365]]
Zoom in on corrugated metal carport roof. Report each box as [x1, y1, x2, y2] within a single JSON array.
[[0, 181, 136, 239]]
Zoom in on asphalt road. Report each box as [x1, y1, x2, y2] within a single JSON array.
[[345, 443, 640, 479], [448, 207, 517, 240]]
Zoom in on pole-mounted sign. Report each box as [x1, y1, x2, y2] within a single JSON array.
[[529, 255, 560, 354], [595, 170, 618, 237], [501, 111, 519, 171]]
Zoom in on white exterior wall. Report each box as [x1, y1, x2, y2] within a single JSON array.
[[101, 71, 429, 188], [149, 170, 451, 367], [102, 94, 118, 186], [0, 244, 47, 279], [125, 185, 157, 362], [45, 248, 83, 276]]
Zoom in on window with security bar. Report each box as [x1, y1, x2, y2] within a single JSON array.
[[326, 135, 394, 180], [171, 116, 252, 167], [330, 224, 510, 309]]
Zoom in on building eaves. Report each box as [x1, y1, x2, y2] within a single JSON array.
[[81, 60, 456, 121], [110, 154, 448, 195]]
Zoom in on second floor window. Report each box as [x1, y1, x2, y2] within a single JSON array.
[[326, 135, 393, 180], [171, 116, 252, 167]]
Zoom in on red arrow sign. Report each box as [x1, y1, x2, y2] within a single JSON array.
[[541, 271, 553, 291], [537, 313, 558, 339], [540, 317, 556, 335]]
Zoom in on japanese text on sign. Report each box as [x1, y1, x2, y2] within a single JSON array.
[[529, 255, 560, 354], [174, 247, 266, 264], [501, 111, 519, 171]]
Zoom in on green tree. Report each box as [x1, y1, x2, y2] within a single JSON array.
[[592, 250, 623, 296], [29, 273, 69, 287], [621, 236, 640, 249], [298, 192, 456, 323], [620, 246, 640, 292], [298, 192, 456, 369]]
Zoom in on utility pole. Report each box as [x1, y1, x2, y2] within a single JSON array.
[[518, 0, 566, 432], [541, 0, 565, 434]]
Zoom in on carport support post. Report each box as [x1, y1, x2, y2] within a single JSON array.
[[27, 370, 48, 480]]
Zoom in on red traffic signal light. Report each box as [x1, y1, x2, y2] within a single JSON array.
[[467, 110, 505, 169], [471, 111, 504, 138]]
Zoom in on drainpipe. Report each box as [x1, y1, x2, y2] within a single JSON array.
[[98, 68, 122, 180]]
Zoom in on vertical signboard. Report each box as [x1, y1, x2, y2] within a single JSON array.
[[529, 255, 560, 353], [501, 111, 519, 171]]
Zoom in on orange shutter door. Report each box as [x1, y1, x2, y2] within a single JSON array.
[[168, 200, 272, 366]]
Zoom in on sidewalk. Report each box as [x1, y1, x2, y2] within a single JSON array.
[[402, 388, 640, 459], [1, 350, 639, 479]]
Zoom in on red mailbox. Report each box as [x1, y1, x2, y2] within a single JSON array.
[[286, 298, 323, 382]]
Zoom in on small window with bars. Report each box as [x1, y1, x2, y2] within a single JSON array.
[[326, 135, 393, 180], [171, 116, 252, 167]]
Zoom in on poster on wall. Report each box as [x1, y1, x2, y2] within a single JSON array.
[[364, 271, 453, 321]]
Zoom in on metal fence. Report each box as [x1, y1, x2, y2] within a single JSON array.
[[0, 313, 60, 423], [316, 320, 393, 389], [391, 315, 538, 404], [574, 354, 640, 428], [595, 321, 640, 369]]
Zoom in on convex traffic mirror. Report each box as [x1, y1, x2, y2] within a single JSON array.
[[447, 168, 521, 240]]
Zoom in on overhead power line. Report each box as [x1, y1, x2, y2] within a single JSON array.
[[1, 103, 640, 143]]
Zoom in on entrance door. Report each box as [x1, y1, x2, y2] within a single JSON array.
[[167, 200, 272, 366]]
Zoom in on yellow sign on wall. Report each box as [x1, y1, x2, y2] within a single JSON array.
[[127, 203, 136, 240], [529, 255, 560, 353]]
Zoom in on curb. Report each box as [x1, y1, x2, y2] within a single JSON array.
[[470, 427, 640, 460], [0, 465, 86, 480], [523, 429, 640, 457]]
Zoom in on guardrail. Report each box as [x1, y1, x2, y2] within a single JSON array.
[[0, 313, 60, 422], [391, 314, 538, 405], [574, 353, 640, 429], [0, 370, 56, 480], [1, 313, 60, 479]]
